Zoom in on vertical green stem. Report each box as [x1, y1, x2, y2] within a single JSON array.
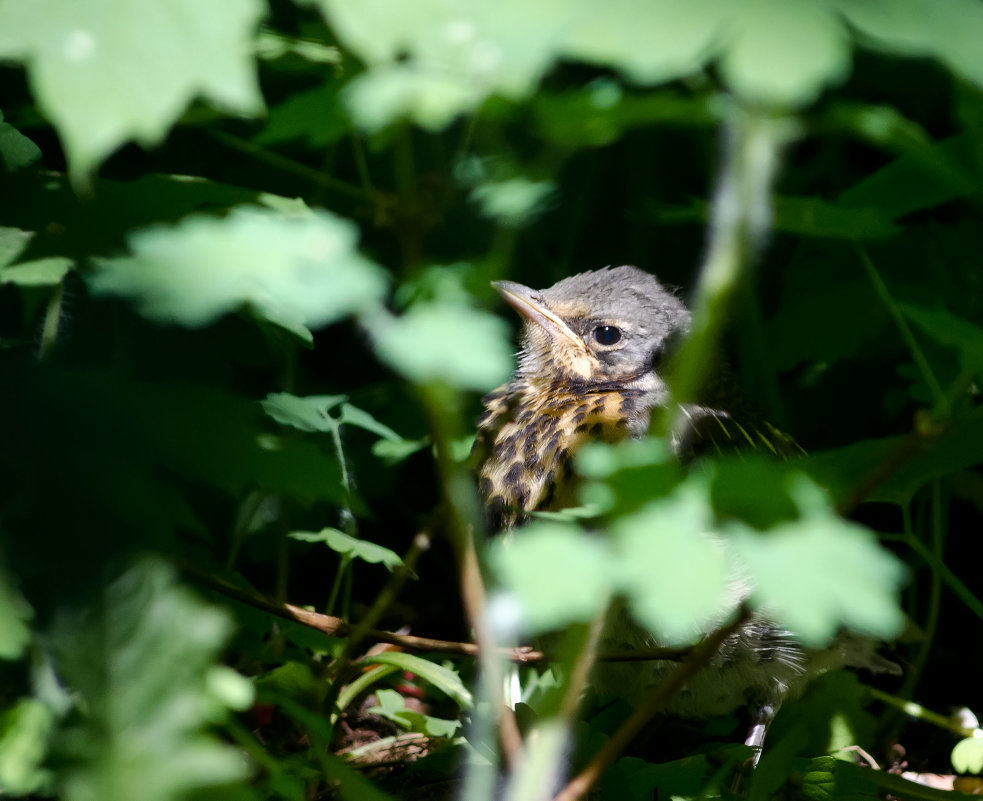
[[663, 107, 794, 434]]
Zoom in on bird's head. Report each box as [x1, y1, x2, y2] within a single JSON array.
[[493, 265, 690, 392]]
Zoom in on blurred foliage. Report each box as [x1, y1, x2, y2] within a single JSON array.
[[1, 0, 982, 800]]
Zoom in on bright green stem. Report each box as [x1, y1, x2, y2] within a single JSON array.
[[664, 107, 794, 433], [869, 687, 978, 738]]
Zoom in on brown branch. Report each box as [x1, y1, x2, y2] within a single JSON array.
[[553, 606, 753, 801], [184, 565, 691, 664]]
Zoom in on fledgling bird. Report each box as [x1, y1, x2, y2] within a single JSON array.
[[474, 266, 897, 751]]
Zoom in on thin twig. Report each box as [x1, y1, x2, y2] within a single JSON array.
[[553, 606, 753, 801], [185, 565, 692, 663]]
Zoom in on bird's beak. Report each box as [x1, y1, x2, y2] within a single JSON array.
[[492, 280, 589, 354]]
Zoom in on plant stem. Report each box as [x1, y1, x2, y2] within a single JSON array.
[[869, 687, 978, 739], [664, 106, 793, 436], [856, 244, 948, 416], [208, 128, 380, 204], [39, 280, 64, 362]]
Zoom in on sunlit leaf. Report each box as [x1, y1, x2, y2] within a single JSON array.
[[0, 570, 31, 661], [0, 698, 54, 796], [562, 0, 730, 86], [290, 528, 404, 571], [344, 64, 480, 133], [952, 735, 983, 774], [0, 226, 32, 268], [0, 257, 73, 287], [835, 0, 983, 89], [720, 0, 850, 106], [90, 207, 387, 339], [611, 480, 731, 646], [371, 303, 513, 391], [470, 178, 555, 227], [355, 651, 473, 709], [262, 393, 347, 432], [48, 559, 250, 801], [490, 521, 614, 632], [369, 689, 462, 737], [728, 478, 906, 646], [0, 0, 264, 179]]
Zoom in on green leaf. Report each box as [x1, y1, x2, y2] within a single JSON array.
[[338, 404, 402, 441], [490, 521, 614, 632], [469, 178, 555, 227], [254, 82, 348, 148], [805, 407, 983, 506], [370, 302, 513, 391], [0, 570, 32, 660], [952, 735, 983, 774], [0, 257, 73, 287], [89, 206, 387, 338], [0, 698, 54, 796], [834, 0, 983, 90], [561, 0, 728, 86], [601, 754, 712, 801], [254, 29, 341, 65], [344, 64, 481, 133], [355, 652, 473, 709], [0, 226, 32, 269], [899, 303, 983, 372], [262, 393, 347, 432], [48, 559, 250, 801], [720, 0, 850, 106], [709, 456, 800, 531], [368, 689, 462, 737], [317, 0, 612, 131], [611, 480, 732, 646], [728, 478, 906, 646], [0, 110, 42, 171], [289, 528, 404, 571], [0, 0, 264, 179], [838, 134, 980, 219], [772, 196, 900, 240]]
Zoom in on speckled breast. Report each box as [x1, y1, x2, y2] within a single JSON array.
[[474, 381, 648, 530]]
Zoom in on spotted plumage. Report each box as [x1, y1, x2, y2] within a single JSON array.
[[475, 265, 896, 731], [474, 265, 798, 530]]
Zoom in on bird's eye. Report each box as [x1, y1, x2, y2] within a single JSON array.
[[593, 325, 622, 346]]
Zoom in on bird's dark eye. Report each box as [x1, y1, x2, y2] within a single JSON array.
[[593, 325, 622, 346]]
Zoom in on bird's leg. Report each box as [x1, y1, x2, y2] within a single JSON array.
[[744, 701, 776, 765], [730, 700, 777, 794]]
